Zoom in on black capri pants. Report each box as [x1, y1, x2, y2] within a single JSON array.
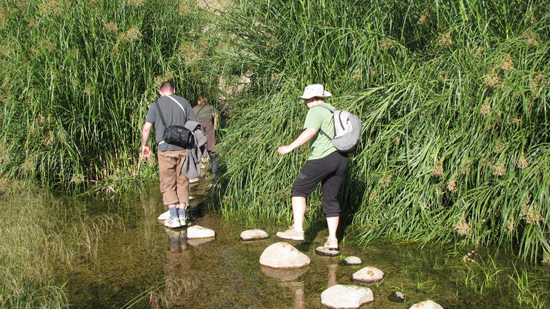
[[291, 151, 349, 218]]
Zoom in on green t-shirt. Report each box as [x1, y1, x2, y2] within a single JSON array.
[[304, 104, 337, 160]]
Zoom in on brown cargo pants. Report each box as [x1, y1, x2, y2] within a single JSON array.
[[158, 150, 189, 205]]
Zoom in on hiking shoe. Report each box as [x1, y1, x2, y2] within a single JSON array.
[[324, 238, 338, 250], [164, 217, 182, 229], [276, 227, 305, 241]]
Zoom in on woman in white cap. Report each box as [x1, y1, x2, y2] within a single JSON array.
[[276, 84, 349, 250]]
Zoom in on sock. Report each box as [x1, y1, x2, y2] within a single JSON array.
[[169, 206, 178, 219], [178, 207, 187, 219]]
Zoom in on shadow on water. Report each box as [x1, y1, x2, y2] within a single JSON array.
[[62, 176, 550, 309]]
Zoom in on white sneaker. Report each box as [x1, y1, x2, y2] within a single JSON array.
[[189, 178, 199, 183], [164, 217, 182, 229]]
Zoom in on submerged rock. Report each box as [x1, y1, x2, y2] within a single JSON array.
[[259, 242, 310, 269], [320, 284, 373, 308], [315, 246, 339, 256], [343, 256, 362, 265], [352, 266, 385, 283], [409, 300, 444, 309], [187, 225, 216, 239], [240, 229, 269, 241]]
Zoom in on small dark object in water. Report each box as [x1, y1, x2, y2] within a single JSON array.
[[388, 291, 406, 303]]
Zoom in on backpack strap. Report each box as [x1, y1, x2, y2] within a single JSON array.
[[166, 95, 187, 118], [314, 104, 335, 139], [195, 105, 206, 119]]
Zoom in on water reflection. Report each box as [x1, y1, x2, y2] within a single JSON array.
[[260, 266, 308, 309], [160, 228, 191, 308]]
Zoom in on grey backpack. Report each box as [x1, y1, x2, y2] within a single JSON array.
[[318, 104, 362, 153]]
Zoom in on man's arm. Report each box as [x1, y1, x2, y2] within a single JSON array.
[[277, 127, 317, 155], [141, 122, 153, 158]]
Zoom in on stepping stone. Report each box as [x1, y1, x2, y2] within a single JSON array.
[[409, 300, 444, 309], [352, 266, 385, 283], [321, 284, 373, 309], [259, 242, 310, 269], [240, 229, 269, 241], [343, 256, 362, 265], [187, 225, 215, 239], [315, 246, 340, 256]]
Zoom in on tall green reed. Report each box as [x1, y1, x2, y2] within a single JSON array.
[[0, 0, 223, 192], [215, 0, 550, 261]]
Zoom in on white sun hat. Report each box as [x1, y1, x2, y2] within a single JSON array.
[[298, 84, 332, 100]]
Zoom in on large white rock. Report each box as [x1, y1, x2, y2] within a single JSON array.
[[409, 300, 444, 309], [187, 225, 216, 239], [240, 229, 269, 241], [259, 242, 310, 269], [321, 284, 373, 309], [352, 266, 385, 283]]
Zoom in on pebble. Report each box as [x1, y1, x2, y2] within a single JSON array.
[[343, 256, 362, 265], [240, 229, 269, 241], [388, 291, 406, 303]]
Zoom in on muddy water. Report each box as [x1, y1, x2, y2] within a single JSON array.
[[65, 179, 540, 308]]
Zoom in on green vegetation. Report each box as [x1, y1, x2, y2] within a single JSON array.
[[216, 0, 550, 262], [1, 0, 549, 305], [0, 0, 223, 192]]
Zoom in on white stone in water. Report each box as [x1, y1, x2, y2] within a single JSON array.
[[409, 300, 444, 309], [352, 266, 385, 283], [259, 242, 310, 269], [240, 229, 269, 241], [315, 246, 339, 256], [343, 256, 362, 265], [187, 225, 216, 239], [320, 284, 373, 309]]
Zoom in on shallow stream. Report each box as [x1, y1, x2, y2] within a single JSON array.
[[63, 178, 547, 308]]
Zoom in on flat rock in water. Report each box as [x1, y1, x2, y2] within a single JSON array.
[[259, 242, 310, 269], [343, 256, 362, 265], [352, 266, 385, 283], [187, 225, 215, 239], [320, 284, 373, 309], [315, 246, 340, 256], [240, 229, 269, 241], [409, 300, 444, 309]]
